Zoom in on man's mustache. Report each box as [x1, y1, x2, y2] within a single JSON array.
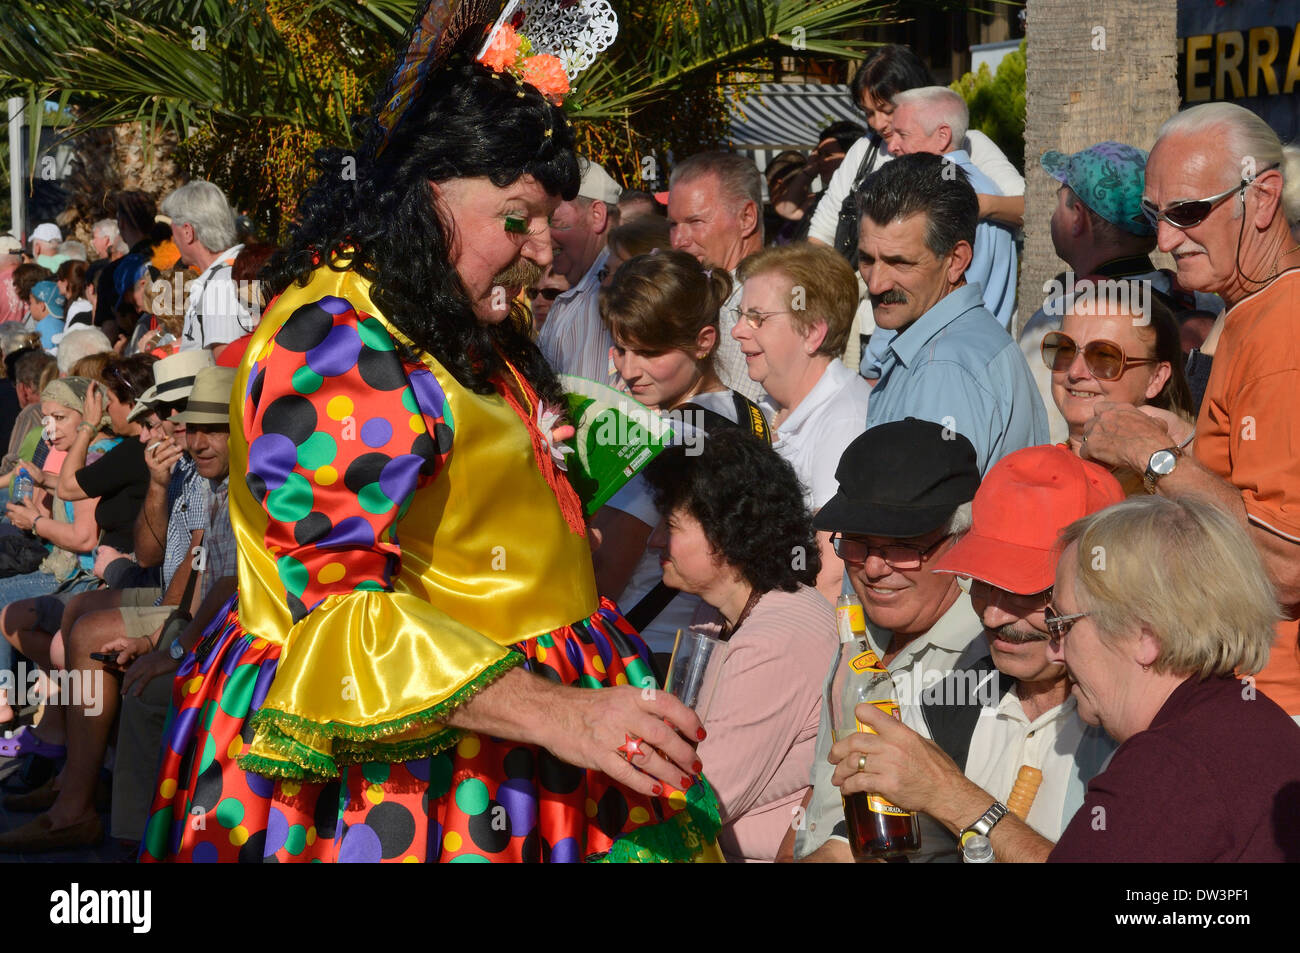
[[989, 624, 1048, 644], [492, 257, 543, 291], [871, 288, 908, 307]]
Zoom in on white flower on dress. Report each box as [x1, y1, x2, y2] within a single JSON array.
[[537, 401, 575, 472]]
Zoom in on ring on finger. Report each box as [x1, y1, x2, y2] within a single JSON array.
[[617, 734, 645, 763], [856, 754, 868, 773]]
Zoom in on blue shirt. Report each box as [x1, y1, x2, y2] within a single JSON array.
[[865, 283, 1049, 474], [861, 150, 1019, 376]]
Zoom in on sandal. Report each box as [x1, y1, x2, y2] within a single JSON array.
[[0, 726, 66, 760]]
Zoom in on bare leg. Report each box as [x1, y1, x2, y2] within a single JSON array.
[[0, 598, 63, 744], [42, 609, 127, 830]]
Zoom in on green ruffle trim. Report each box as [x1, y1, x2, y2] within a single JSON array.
[[588, 775, 724, 864], [237, 651, 525, 781]]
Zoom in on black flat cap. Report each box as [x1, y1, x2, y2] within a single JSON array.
[[812, 418, 980, 538]]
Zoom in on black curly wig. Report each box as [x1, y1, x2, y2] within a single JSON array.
[[643, 428, 821, 594], [263, 57, 580, 407]]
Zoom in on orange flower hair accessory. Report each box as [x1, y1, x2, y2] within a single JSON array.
[[479, 22, 523, 73], [520, 54, 569, 102]]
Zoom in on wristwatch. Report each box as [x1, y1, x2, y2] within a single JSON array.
[[169, 639, 186, 661], [960, 801, 1009, 848], [1143, 445, 1182, 494]]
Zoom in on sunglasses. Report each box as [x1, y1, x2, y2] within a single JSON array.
[[1041, 331, 1158, 382], [830, 533, 949, 570], [1045, 604, 1089, 648], [528, 287, 562, 301], [1140, 164, 1277, 229]]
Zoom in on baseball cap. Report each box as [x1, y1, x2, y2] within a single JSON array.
[[577, 157, 622, 205], [1040, 141, 1155, 237], [0, 234, 23, 256], [30, 222, 62, 244], [813, 418, 981, 538], [932, 445, 1125, 594], [30, 280, 66, 319]]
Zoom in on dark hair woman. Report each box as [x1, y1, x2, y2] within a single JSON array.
[[137, 2, 720, 864], [641, 429, 838, 862]]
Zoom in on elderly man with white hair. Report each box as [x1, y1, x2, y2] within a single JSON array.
[[54, 326, 113, 376], [1083, 102, 1300, 720], [88, 219, 130, 326], [160, 180, 251, 358]]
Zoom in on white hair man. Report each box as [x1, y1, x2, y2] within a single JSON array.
[[536, 157, 623, 385], [55, 326, 113, 376], [160, 181, 251, 358], [1084, 102, 1300, 720], [666, 151, 766, 401], [30, 223, 61, 261]]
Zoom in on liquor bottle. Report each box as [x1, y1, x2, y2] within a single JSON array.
[[828, 594, 921, 861]]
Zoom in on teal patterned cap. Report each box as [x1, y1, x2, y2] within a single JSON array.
[[1040, 141, 1155, 237]]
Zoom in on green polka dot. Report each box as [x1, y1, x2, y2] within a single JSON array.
[[580, 674, 603, 690], [362, 762, 390, 784], [215, 797, 245, 829], [199, 733, 216, 772], [143, 805, 173, 860], [297, 432, 337, 469], [277, 555, 309, 598], [359, 317, 395, 351], [428, 754, 453, 798], [400, 387, 418, 413], [291, 365, 323, 395], [537, 634, 554, 648], [219, 664, 260, 719], [624, 657, 656, 690], [285, 824, 307, 855], [266, 472, 314, 522], [395, 492, 414, 521], [454, 777, 490, 815], [201, 699, 216, 731], [355, 580, 385, 592], [450, 854, 490, 863], [358, 482, 393, 514]]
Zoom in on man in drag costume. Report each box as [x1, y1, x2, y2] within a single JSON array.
[[140, 0, 721, 863]]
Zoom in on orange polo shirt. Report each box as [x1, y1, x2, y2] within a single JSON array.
[[1195, 268, 1300, 714]]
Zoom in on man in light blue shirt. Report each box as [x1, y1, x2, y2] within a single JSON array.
[[857, 153, 1048, 474]]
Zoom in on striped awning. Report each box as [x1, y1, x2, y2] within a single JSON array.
[[724, 83, 864, 151]]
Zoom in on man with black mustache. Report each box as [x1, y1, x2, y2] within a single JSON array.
[[825, 445, 1121, 862], [858, 153, 1047, 475]]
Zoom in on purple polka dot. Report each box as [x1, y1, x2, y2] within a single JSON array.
[[246, 770, 274, 799], [564, 637, 585, 672], [427, 819, 443, 860], [378, 454, 423, 505], [405, 758, 430, 782], [317, 296, 352, 315], [338, 822, 382, 863], [550, 836, 579, 863], [264, 807, 289, 856], [590, 629, 613, 671], [248, 432, 298, 491], [169, 707, 198, 756], [193, 841, 219, 863], [497, 778, 538, 834], [177, 654, 197, 679], [169, 819, 185, 855], [408, 369, 447, 419], [319, 516, 375, 550], [360, 417, 393, 448], [305, 324, 363, 378], [250, 658, 279, 713]]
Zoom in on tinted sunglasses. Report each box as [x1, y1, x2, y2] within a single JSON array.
[[1140, 164, 1277, 229], [1041, 331, 1158, 382]]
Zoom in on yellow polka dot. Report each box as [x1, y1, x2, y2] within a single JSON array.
[[584, 798, 598, 818], [326, 395, 354, 421], [305, 827, 317, 846], [256, 340, 275, 362], [591, 655, 606, 674], [315, 465, 338, 486], [402, 855, 419, 863], [250, 638, 267, 650], [409, 414, 426, 434], [668, 790, 687, 810], [629, 806, 650, 825], [614, 673, 627, 686], [535, 645, 547, 663], [227, 735, 243, 759], [444, 831, 462, 852], [159, 778, 177, 799], [317, 562, 346, 585], [268, 545, 281, 556], [365, 783, 384, 805], [185, 677, 203, 695], [230, 825, 249, 846], [281, 781, 301, 798], [457, 735, 481, 759]]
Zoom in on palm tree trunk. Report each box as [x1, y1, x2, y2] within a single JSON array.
[[1019, 0, 1179, 333]]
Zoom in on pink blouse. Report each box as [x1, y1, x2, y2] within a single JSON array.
[[694, 585, 839, 862]]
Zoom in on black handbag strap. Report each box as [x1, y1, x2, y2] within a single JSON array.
[[624, 580, 680, 633], [176, 529, 205, 619]]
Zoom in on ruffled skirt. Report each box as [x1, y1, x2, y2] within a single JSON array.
[[139, 595, 721, 862]]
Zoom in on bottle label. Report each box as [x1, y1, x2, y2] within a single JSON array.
[[836, 603, 866, 640], [866, 794, 910, 817], [848, 649, 884, 673], [855, 700, 899, 732]]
